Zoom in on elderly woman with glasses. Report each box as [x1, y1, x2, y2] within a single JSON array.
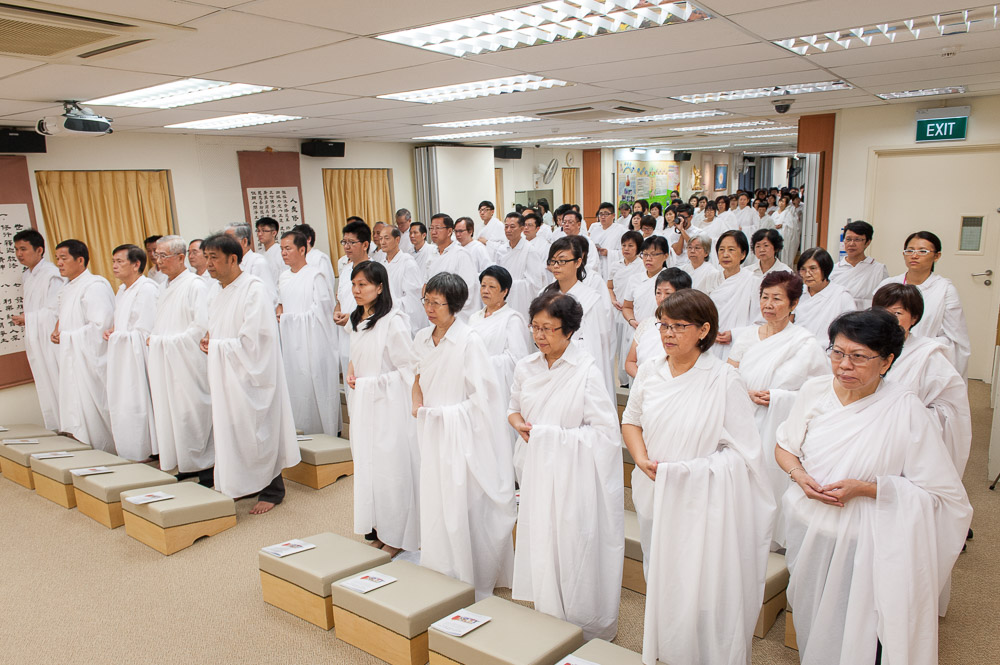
[[624, 268, 691, 379], [622, 289, 774, 665], [775, 309, 971, 665], [411, 272, 516, 601], [507, 292, 624, 640], [621, 235, 670, 330], [710, 230, 761, 361], [795, 247, 857, 348]]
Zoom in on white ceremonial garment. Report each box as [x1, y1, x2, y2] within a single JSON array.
[[615, 214, 632, 227], [349, 309, 420, 552], [879, 273, 970, 379], [774, 210, 799, 265], [497, 239, 548, 320], [729, 323, 829, 546], [710, 269, 762, 361], [148, 270, 214, 474], [509, 342, 624, 641], [462, 240, 493, 273], [565, 281, 615, 399], [147, 267, 168, 286], [106, 276, 160, 460], [477, 217, 507, 256], [335, 256, 357, 385], [589, 222, 627, 280], [610, 257, 644, 386], [632, 317, 663, 369], [683, 260, 723, 295], [426, 241, 481, 319], [746, 259, 792, 278], [829, 256, 888, 309], [412, 243, 436, 281], [470, 305, 530, 452], [207, 273, 300, 498], [278, 266, 341, 435], [384, 250, 427, 334], [778, 378, 972, 665], [623, 354, 775, 665], [732, 205, 758, 237], [370, 247, 386, 264], [567, 233, 600, 276], [661, 226, 690, 270], [21, 259, 64, 429], [57, 270, 115, 451], [398, 229, 414, 254], [305, 247, 336, 297], [624, 270, 658, 323], [756, 213, 776, 230], [265, 243, 287, 277], [699, 218, 738, 265], [413, 320, 517, 600], [794, 281, 856, 348], [241, 250, 278, 307]]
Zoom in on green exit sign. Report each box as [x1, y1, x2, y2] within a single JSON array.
[[916, 116, 968, 142]]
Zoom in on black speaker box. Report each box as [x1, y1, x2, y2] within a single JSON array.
[[0, 127, 46, 153], [301, 140, 345, 157], [494, 147, 522, 159], [675, 151, 692, 161]]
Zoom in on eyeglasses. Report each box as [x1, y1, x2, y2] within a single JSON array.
[[420, 297, 448, 308], [640, 251, 666, 259], [187, 249, 202, 255], [828, 348, 882, 365], [597, 211, 613, 217], [655, 322, 695, 334], [546, 258, 577, 267], [528, 325, 563, 336], [903, 248, 935, 256], [429, 225, 447, 232], [843, 237, 867, 244], [340, 239, 360, 247], [153, 252, 183, 260], [799, 265, 823, 274]]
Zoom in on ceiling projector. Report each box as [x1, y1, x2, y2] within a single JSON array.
[[36, 102, 113, 136]]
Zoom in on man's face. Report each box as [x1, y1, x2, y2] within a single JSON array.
[[395, 215, 410, 231], [280, 237, 305, 266], [371, 224, 385, 247], [454, 221, 472, 246], [598, 208, 614, 227], [409, 226, 425, 249], [478, 205, 494, 223], [429, 219, 450, 247], [156, 242, 187, 279], [504, 217, 522, 244], [256, 225, 277, 248], [342, 233, 368, 262], [205, 248, 235, 281], [562, 215, 581, 237], [55, 247, 85, 279], [14, 240, 42, 269], [381, 228, 399, 254], [187, 241, 206, 272], [111, 250, 139, 282]]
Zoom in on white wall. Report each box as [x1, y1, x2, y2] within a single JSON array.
[[0, 383, 43, 426], [435, 146, 496, 220], [494, 146, 584, 215]]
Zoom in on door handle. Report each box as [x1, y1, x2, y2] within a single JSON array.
[[971, 270, 993, 277]]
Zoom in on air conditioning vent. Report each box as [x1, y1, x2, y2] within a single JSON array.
[[78, 39, 151, 58], [0, 17, 115, 55], [536, 106, 595, 117]]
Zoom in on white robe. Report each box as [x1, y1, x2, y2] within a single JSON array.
[[732, 205, 758, 238], [278, 266, 341, 435], [496, 239, 548, 320], [349, 309, 420, 552], [879, 273, 970, 380], [57, 270, 115, 451], [777, 378, 972, 665], [241, 250, 278, 308], [609, 257, 644, 386], [148, 270, 214, 474], [622, 354, 775, 665], [564, 281, 615, 399], [773, 209, 799, 265], [632, 317, 663, 369], [461, 239, 493, 273], [589, 223, 627, 280], [426, 241, 481, 319], [106, 276, 160, 460], [624, 270, 658, 324], [383, 250, 427, 334], [829, 256, 889, 309], [469, 305, 530, 452], [508, 343, 624, 641], [683, 261, 723, 295], [794, 281, 857, 349], [413, 320, 517, 600], [477, 217, 507, 256], [147, 267, 168, 286], [306, 248, 336, 297], [710, 269, 762, 360], [412, 243, 436, 281], [264, 243, 287, 278], [207, 272, 300, 498], [335, 257, 357, 383], [21, 259, 64, 429]]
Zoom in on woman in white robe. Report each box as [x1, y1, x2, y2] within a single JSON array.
[[728, 270, 828, 547], [508, 292, 624, 641], [682, 234, 723, 295], [411, 272, 517, 600], [710, 231, 761, 361], [745, 228, 792, 277], [608, 231, 644, 386], [624, 268, 691, 379], [878, 231, 970, 380], [346, 261, 420, 556], [795, 247, 857, 348], [622, 289, 775, 665], [775, 309, 972, 665], [697, 204, 735, 266], [772, 196, 798, 265], [622, 236, 669, 331]]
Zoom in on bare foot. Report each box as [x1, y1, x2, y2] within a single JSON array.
[[250, 500, 276, 515], [368, 539, 385, 549], [381, 544, 402, 558]]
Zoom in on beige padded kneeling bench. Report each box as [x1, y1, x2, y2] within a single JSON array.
[[121, 482, 236, 554], [72, 464, 177, 529], [259, 532, 391, 629], [30, 450, 131, 508], [622, 510, 645, 594], [0, 424, 56, 440], [754, 552, 789, 639], [331, 560, 475, 665], [562, 639, 643, 665], [282, 434, 354, 489], [622, 446, 635, 489], [785, 602, 797, 650], [0, 436, 90, 489], [428, 596, 585, 665]]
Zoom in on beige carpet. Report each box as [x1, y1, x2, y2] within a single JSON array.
[[1, 382, 998, 664]]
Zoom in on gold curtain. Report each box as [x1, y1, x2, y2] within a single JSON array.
[[494, 168, 504, 214], [561, 167, 579, 208], [322, 168, 393, 275], [35, 170, 174, 284]]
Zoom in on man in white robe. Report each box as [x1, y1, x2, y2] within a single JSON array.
[[496, 213, 547, 319], [829, 221, 889, 309], [409, 222, 435, 281], [144, 235, 168, 286], [475, 200, 506, 256], [455, 217, 493, 272], [13, 229, 65, 430], [291, 223, 336, 297], [226, 223, 277, 307], [561, 210, 600, 275], [369, 221, 386, 264], [333, 219, 372, 380], [614, 201, 632, 227], [588, 202, 627, 280], [201, 233, 300, 514], [105, 244, 160, 461], [51, 239, 115, 450], [277, 231, 341, 435], [394, 208, 415, 254], [379, 226, 426, 333], [425, 214, 481, 319], [255, 217, 287, 278]]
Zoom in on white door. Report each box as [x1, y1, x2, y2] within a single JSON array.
[[871, 148, 1000, 382]]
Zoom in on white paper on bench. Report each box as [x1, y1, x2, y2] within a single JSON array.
[[339, 571, 397, 594], [295, 435, 313, 441], [558, 656, 600, 665], [126, 491, 175, 505], [3, 438, 40, 444], [70, 466, 114, 476], [261, 539, 316, 558], [0, 426, 8, 432], [431, 609, 492, 637], [32, 451, 75, 460]]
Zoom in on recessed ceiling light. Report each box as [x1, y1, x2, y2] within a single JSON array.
[[673, 81, 852, 103], [165, 113, 302, 130], [378, 75, 567, 104], [423, 116, 540, 128], [668, 120, 775, 132], [503, 136, 588, 144], [550, 138, 621, 145], [732, 141, 787, 147], [877, 86, 967, 99], [87, 78, 277, 109], [377, 1, 712, 57], [601, 109, 729, 124], [743, 150, 799, 156], [704, 126, 795, 134], [774, 6, 1000, 55], [668, 144, 731, 151], [742, 132, 798, 138], [412, 130, 515, 140]]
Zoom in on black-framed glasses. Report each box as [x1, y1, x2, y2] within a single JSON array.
[[655, 322, 695, 334], [546, 258, 577, 267], [828, 348, 882, 365], [528, 325, 563, 336]]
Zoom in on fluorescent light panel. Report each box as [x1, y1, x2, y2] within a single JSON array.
[[674, 81, 852, 104], [550, 138, 621, 145], [504, 136, 587, 143], [704, 125, 795, 134], [601, 109, 729, 124], [668, 120, 775, 132], [165, 113, 302, 130], [742, 132, 798, 138], [877, 86, 966, 99], [732, 141, 787, 147], [774, 5, 1000, 55], [412, 130, 514, 140], [377, 1, 712, 57], [378, 75, 567, 104], [86, 78, 276, 109], [423, 116, 540, 128]]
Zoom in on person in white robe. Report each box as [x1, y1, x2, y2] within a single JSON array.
[[711, 231, 762, 361], [411, 272, 517, 600], [455, 217, 493, 272], [149, 236, 215, 486], [255, 217, 287, 278], [291, 223, 336, 297], [144, 235, 168, 287], [409, 223, 435, 280], [621, 236, 669, 332], [878, 230, 970, 379], [333, 220, 373, 383], [829, 221, 889, 309], [105, 244, 160, 461], [200, 233, 301, 514], [775, 309, 972, 665], [51, 240, 115, 451], [495, 213, 548, 319], [187, 238, 217, 289], [622, 289, 775, 665], [508, 292, 623, 641], [624, 268, 691, 379], [682, 234, 723, 295], [608, 231, 644, 386], [379, 225, 427, 334], [728, 270, 829, 547], [589, 202, 627, 280], [731, 192, 758, 240], [226, 223, 278, 307], [559, 210, 599, 276], [277, 231, 341, 436], [394, 208, 415, 254], [752, 199, 776, 232], [12, 229, 65, 430], [772, 196, 799, 266], [369, 222, 386, 264], [615, 202, 633, 227], [475, 200, 507, 257], [522, 214, 553, 286], [346, 261, 420, 556], [745, 228, 792, 276], [795, 247, 857, 348], [425, 214, 481, 320]]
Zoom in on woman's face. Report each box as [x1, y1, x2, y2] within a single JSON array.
[[530, 310, 571, 357], [717, 236, 745, 270], [754, 238, 776, 263], [654, 282, 676, 307], [738, 194, 749, 208], [621, 240, 638, 262], [830, 334, 892, 392], [759, 284, 794, 322], [687, 240, 708, 267], [630, 213, 643, 230], [704, 207, 716, 223], [423, 290, 454, 327], [632, 203, 644, 214], [351, 273, 381, 308], [884, 302, 917, 334], [657, 314, 706, 357], [689, 196, 698, 207], [798, 258, 825, 289], [717, 199, 728, 212], [547, 249, 581, 284], [904, 237, 940, 273], [480, 275, 506, 310], [663, 210, 676, 225], [641, 244, 666, 274]]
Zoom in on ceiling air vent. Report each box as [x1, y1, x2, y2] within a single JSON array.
[[530, 100, 653, 121]]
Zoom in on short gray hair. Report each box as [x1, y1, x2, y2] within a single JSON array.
[[225, 223, 252, 244], [157, 235, 187, 255], [692, 233, 712, 254], [425, 272, 468, 315], [395, 208, 411, 221]]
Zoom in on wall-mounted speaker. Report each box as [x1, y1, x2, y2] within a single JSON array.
[[301, 140, 345, 157], [0, 127, 46, 153], [674, 151, 692, 161], [494, 147, 522, 159]]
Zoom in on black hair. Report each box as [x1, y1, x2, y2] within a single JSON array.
[[904, 231, 942, 272], [431, 213, 455, 230], [562, 209, 582, 225], [716, 230, 749, 262], [844, 220, 874, 241], [568, 234, 589, 263], [598, 201, 615, 214], [350, 261, 393, 331], [554, 203, 573, 219], [281, 231, 308, 250], [639, 215, 657, 230], [705, 201, 717, 212], [640, 236, 670, 267], [455, 217, 475, 234], [478, 200, 495, 211], [633, 199, 649, 213], [658, 289, 718, 352], [797, 247, 834, 281], [656, 267, 692, 292], [201, 233, 243, 263], [620, 230, 643, 251], [479, 265, 513, 297], [751, 228, 784, 254], [650, 201, 663, 214], [343, 220, 371, 247], [504, 212, 524, 226], [537, 198, 550, 213], [411, 221, 427, 236], [528, 292, 583, 337], [872, 283, 925, 328], [425, 272, 468, 315], [346, 216, 366, 225], [291, 223, 316, 246], [143, 235, 162, 247], [13, 229, 44, 250], [546, 236, 586, 282], [255, 217, 279, 233], [112, 243, 147, 273], [828, 309, 905, 373], [55, 239, 89, 267]]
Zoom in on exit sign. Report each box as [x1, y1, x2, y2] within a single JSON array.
[[916, 116, 968, 142]]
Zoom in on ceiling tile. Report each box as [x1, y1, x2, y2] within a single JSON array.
[[40, 0, 217, 25], [276, 96, 477, 119], [0, 56, 45, 79], [186, 89, 354, 113], [0, 65, 175, 102], [830, 47, 1000, 79], [805, 30, 1000, 69], [596, 58, 819, 94], [302, 59, 524, 97]]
